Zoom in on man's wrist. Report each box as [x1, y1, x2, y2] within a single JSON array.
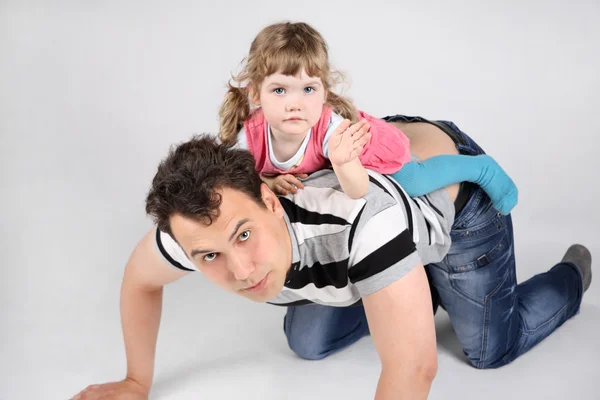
[[125, 375, 152, 395]]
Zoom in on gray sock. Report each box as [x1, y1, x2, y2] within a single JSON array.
[[561, 244, 592, 292]]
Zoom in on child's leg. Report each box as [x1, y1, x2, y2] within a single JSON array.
[[391, 154, 518, 214]]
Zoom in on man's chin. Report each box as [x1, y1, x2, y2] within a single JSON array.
[[241, 279, 283, 303], [243, 290, 278, 303]]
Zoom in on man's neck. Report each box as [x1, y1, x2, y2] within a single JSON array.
[[280, 207, 295, 274]]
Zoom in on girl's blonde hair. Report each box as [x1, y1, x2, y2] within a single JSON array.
[[218, 21, 357, 146]]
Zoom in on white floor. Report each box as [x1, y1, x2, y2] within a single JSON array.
[[2, 1, 599, 399], [3, 236, 599, 399]]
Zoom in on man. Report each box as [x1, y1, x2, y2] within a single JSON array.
[[73, 117, 591, 400]]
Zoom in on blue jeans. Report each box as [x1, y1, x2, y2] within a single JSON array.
[[283, 115, 584, 368]]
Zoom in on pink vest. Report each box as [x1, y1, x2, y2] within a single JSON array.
[[243, 105, 410, 176], [243, 106, 333, 175]]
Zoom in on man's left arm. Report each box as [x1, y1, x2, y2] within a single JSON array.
[[347, 184, 438, 399], [362, 263, 437, 400]]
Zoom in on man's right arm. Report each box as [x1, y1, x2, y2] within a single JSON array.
[[346, 183, 437, 399], [72, 228, 190, 399]]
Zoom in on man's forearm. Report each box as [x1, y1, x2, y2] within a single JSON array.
[[362, 266, 438, 400], [374, 365, 434, 400], [120, 279, 164, 392]]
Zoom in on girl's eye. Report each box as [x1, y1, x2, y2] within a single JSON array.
[[239, 230, 251, 242], [304, 86, 315, 94], [203, 253, 217, 262], [273, 88, 285, 95]]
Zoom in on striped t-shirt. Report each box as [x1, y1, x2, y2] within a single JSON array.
[[155, 169, 454, 307]]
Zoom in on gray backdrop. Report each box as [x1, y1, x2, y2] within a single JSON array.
[[1, 1, 599, 399]]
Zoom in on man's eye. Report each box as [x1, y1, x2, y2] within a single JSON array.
[[273, 88, 285, 95], [203, 253, 217, 262], [239, 230, 251, 242]]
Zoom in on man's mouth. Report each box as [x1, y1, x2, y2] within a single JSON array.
[[244, 274, 269, 293]]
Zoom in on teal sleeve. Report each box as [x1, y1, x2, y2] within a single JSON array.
[[390, 154, 518, 214]]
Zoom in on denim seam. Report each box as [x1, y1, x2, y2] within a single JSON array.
[[519, 303, 569, 336], [517, 262, 582, 336], [448, 228, 508, 291], [478, 299, 490, 368], [478, 259, 513, 367], [506, 285, 517, 352], [498, 281, 518, 367]]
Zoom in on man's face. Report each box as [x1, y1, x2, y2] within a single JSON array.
[[170, 185, 292, 303]]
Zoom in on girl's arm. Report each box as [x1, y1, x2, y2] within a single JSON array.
[[327, 119, 372, 199], [392, 154, 518, 215], [260, 174, 308, 196], [332, 157, 370, 199]]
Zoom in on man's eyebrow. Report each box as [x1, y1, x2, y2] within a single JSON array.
[[190, 247, 213, 258], [189, 218, 251, 258], [228, 218, 250, 242]]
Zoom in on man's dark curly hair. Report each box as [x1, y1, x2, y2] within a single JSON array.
[[145, 134, 264, 237]]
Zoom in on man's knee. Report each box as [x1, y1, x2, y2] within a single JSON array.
[[464, 350, 508, 370], [469, 359, 505, 370], [286, 333, 329, 360]]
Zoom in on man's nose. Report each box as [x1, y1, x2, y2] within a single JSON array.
[[228, 253, 255, 281]]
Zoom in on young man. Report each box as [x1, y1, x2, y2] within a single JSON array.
[[73, 117, 591, 400]]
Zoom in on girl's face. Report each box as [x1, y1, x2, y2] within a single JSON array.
[[253, 69, 326, 139]]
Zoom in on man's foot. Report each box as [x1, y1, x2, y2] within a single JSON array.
[[562, 244, 592, 292]]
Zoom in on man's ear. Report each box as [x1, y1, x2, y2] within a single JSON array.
[[260, 183, 284, 217], [248, 84, 260, 106]]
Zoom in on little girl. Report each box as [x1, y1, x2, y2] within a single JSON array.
[[218, 21, 517, 214]]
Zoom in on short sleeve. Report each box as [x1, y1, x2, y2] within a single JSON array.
[[154, 227, 197, 272], [347, 202, 420, 297], [357, 110, 412, 174]]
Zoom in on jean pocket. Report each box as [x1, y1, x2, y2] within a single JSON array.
[[446, 229, 514, 305], [450, 227, 508, 270], [452, 207, 506, 240]]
